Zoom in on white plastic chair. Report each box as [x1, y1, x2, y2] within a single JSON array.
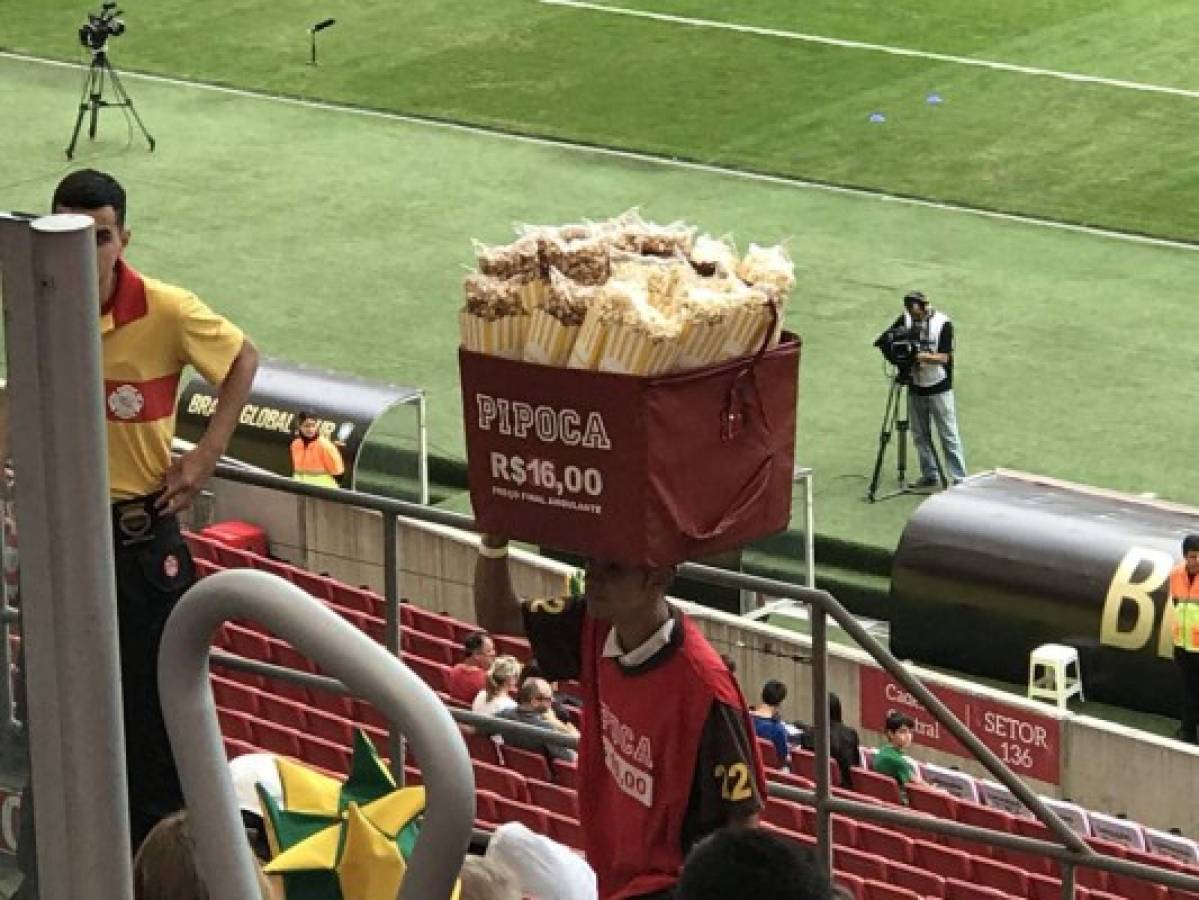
[[1027, 643, 1084, 709]]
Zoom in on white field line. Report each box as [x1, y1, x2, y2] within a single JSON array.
[[542, 0, 1199, 101], [2, 50, 1196, 253]]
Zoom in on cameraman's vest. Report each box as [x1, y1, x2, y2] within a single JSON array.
[[1170, 564, 1199, 653], [903, 310, 950, 390]]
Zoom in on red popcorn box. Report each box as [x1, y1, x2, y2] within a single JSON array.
[[459, 333, 800, 567]]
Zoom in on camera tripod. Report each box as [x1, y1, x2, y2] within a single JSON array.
[[66, 47, 155, 159], [866, 373, 946, 502]]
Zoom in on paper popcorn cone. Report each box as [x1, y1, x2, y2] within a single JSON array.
[[567, 305, 610, 370], [524, 309, 581, 367], [718, 304, 770, 361], [460, 310, 528, 360], [518, 277, 548, 314], [676, 320, 728, 371], [598, 324, 681, 376]]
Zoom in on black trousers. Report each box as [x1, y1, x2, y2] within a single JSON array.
[[1176, 646, 1199, 742], [16, 495, 193, 893]]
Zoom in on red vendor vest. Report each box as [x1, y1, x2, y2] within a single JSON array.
[[578, 613, 765, 899]]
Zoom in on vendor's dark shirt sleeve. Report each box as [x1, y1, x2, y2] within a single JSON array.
[[520, 595, 586, 681], [681, 699, 764, 852]]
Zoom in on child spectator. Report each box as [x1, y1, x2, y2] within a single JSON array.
[[750, 680, 792, 769], [473, 655, 521, 716], [871, 711, 923, 790]]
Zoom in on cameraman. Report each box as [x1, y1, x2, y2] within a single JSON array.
[[892, 291, 967, 487]]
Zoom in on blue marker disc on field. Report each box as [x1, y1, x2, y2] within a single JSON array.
[[869, 112, 886, 123], [926, 92, 944, 105]]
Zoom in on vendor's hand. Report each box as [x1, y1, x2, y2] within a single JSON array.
[[916, 352, 935, 363], [157, 446, 219, 514]]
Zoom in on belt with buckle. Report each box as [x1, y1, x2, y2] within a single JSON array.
[[111, 493, 171, 544]]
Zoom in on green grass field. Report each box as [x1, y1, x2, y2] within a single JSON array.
[[2, 2, 1198, 600]]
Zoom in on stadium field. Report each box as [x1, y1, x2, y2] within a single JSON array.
[[2, 1, 1197, 600]]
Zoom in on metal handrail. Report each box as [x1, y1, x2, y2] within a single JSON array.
[[159, 569, 474, 900], [182, 462, 1199, 895]]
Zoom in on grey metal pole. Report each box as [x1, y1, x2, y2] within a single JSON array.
[[160, 569, 474, 900], [810, 602, 832, 875], [383, 513, 404, 780], [0, 213, 133, 898]]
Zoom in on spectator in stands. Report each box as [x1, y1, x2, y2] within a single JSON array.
[[473, 654, 521, 717], [494, 677, 578, 763], [675, 827, 834, 900], [520, 657, 583, 726], [15, 168, 258, 895], [475, 537, 765, 900], [799, 692, 861, 790], [1170, 533, 1199, 744], [459, 855, 521, 900], [872, 711, 923, 790], [750, 679, 792, 770], [133, 811, 275, 900], [446, 630, 497, 705], [289, 411, 345, 488]]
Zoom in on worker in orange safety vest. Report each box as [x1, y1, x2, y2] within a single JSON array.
[[290, 411, 345, 488], [1170, 533, 1199, 744]]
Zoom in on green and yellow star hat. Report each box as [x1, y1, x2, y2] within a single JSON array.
[[259, 729, 460, 900]]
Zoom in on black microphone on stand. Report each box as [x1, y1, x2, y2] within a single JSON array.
[[308, 18, 337, 66]]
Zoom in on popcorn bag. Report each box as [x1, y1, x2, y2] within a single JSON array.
[[459, 332, 801, 568]]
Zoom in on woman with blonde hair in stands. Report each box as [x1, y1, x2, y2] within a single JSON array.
[[473, 654, 521, 716], [133, 810, 276, 900]]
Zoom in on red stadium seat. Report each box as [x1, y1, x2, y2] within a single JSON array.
[[273, 642, 317, 675], [463, 731, 504, 767], [851, 767, 903, 806], [545, 812, 585, 850], [225, 624, 272, 662], [474, 790, 502, 827], [756, 737, 782, 770], [213, 543, 258, 569], [307, 708, 354, 747], [407, 631, 459, 667], [258, 693, 309, 730], [329, 582, 383, 616], [211, 675, 260, 716], [1104, 873, 1169, 900], [761, 822, 817, 851], [950, 801, 1015, 859], [552, 758, 578, 789], [999, 817, 1059, 877], [914, 840, 973, 881], [764, 798, 810, 835], [355, 701, 388, 731], [972, 856, 1029, 896], [250, 555, 297, 582], [944, 878, 1008, 900], [864, 881, 921, 900], [856, 822, 914, 864], [290, 569, 335, 602], [528, 780, 578, 820], [907, 782, 958, 821], [834, 847, 887, 881], [404, 605, 459, 641], [887, 859, 946, 898], [790, 747, 841, 786], [194, 557, 222, 579], [502, 746, 552, 784], [220, 666, 264, 691], [831, 814, 859, 848], [472, 760, 530, 803], [224, 736, 257, 760], [770, 769, 815, 793], [493, 633, 532, 662], [1026, 873, 1064, 900], [495, 797, 548, 835], [217, 708, 257, 744], [254, 720, 303, 759], [833, 871, 866, 900], [300, 733, 351, 774], [403, 653, 452, 693]]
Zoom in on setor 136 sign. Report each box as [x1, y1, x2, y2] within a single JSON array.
[[859, 666, 1061, 785]]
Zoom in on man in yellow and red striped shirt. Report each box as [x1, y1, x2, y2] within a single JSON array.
[[12, 170, 258, 881]]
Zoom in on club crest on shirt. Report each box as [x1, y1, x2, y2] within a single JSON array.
[[163, 554, 180, 578], [107, 384, 145, 421]]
